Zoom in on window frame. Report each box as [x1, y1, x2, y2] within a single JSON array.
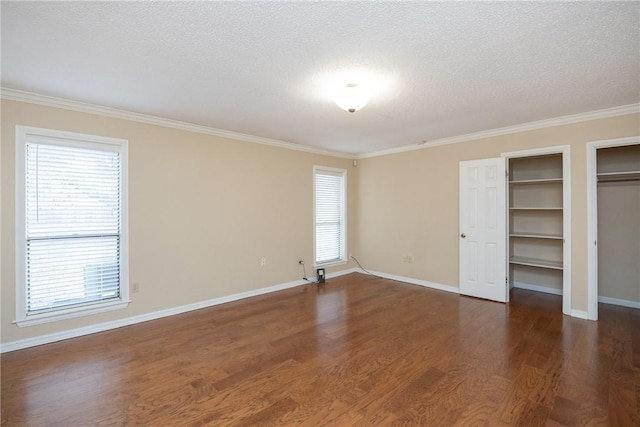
[[15, 126, 130, 327], [313, 165, 347, 268]]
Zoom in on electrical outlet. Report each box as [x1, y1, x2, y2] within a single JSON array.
[[261, 257, 267, 267], [402, 255, 413, 264], [298, 259, 305, 265], [132, 282, 140, 293]]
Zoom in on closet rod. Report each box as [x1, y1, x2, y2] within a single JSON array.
[[598, 178, 640, 183]]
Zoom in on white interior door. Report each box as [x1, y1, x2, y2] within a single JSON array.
[[459, 158, 507, 302]]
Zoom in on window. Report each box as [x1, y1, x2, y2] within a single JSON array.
[[15, 126, 129, 326], [314, 166, 347, 266]]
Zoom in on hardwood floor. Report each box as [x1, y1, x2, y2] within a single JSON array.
[[2, 273, 639, 426]]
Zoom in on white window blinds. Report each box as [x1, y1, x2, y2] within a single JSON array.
[[314, 167, 346, 265], [24, 141, 122, 315]]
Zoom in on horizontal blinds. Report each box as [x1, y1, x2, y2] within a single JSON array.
[[25, 142, 121, 314], [315, 169, 345, 264]]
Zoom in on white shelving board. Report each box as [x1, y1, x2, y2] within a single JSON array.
[[509, 232, 563, 240], [597, 170, 640, 181], [509, 178, 563, 185], [509, 207, 563, 211], [509, 256, 563, 270]]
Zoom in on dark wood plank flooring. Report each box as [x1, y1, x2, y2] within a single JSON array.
[[2, 273, 639, 426]]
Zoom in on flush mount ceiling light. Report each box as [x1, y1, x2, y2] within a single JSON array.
[[334, 83, 370, 113]]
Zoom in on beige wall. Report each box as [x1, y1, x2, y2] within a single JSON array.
[[355, 113, 640, 312], [1, 100, 356, 345], [2, 98, 638, 347]]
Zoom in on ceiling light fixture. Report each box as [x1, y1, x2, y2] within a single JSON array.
[[334, 83, 370, 113]]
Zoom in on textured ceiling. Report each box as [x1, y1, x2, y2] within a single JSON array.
[[2, 1, 639, 155]]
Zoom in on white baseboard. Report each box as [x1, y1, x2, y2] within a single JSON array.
[[364, 270, 459, 294], [6, 268, 612, 353], [513, 281, 563, 296], [2, 269, 357, 353], [598, 296, 640, 309], [570, 309, 589, 319]]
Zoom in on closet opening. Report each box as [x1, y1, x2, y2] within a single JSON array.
[[503, 146, 571, 316], [588, 140, 640, 320]]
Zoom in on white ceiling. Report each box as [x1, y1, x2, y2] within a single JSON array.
[[2, 1, 639, 156]]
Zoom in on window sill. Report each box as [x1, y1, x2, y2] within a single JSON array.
[[314, 259, 348, 269], [14, 299, 131, 327]]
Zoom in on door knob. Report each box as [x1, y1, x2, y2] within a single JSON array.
[[460, 233, 466, 238]]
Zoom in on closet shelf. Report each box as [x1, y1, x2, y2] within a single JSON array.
[[509, 256, 563, 270], [509, 232, 563, 240], [597, 170, 640, 182], [509, 178, 563, 185], [509, 207, 563, 211]]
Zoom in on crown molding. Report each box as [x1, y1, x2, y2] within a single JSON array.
[[3, 87, 637, 161], [0, 87, 355, 159], [357, 103, 640, 159]]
